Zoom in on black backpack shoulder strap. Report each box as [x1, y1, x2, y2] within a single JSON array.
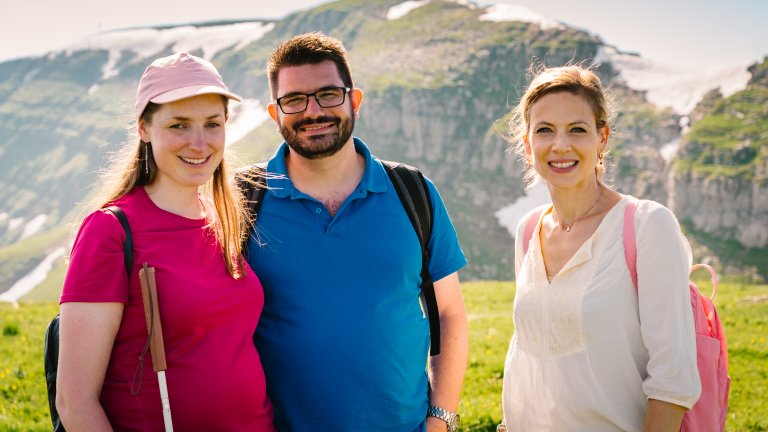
[[381, 160, 440, 356], [45, 205, 133, 431], [235, 163, 268, 260], [105, 206, 133, 275]]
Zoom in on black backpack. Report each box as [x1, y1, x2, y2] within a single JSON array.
[[44, 206, 133, 432], [236, 161, 441, 355]]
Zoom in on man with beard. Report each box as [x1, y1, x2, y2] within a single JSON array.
[[241, 33, 468, 432]]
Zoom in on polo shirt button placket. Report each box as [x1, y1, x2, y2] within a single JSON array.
[[315, 208, 322, 214]]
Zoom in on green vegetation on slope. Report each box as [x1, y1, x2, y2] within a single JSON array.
[[676, 58, 768, 181]]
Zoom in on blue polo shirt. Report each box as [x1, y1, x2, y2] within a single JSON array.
[[248, 138, 466, 432]]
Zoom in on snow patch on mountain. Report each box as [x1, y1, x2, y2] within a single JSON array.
[[596, 46, 751, 114], [660, 139, 681, 163], [387, 0, 431, 20], [227, 99, 270, 146], [8, 217, 24, 231], [0, 247, 66, 306], [20, 214, 47, 240], [101, 49, 123, 80], [495, 182, 551, 239], [62, 21, 274, 79], [480, 3, 563, 30]]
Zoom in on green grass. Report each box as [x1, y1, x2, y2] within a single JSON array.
[[0, 302, 60, 430], [1, 281, 766, 431], [459, 281, 513, 430]]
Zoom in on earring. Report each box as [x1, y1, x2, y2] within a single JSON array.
[[144, 141, 151, 174], [598, 152, 604, 165]]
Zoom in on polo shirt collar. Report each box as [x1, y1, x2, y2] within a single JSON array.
[[265, 137, 388, 199]]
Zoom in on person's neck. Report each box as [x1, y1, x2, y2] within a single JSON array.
[[286, 139, 365, 198], [548, 182, 604, 230], [143, 183, 205, 219]]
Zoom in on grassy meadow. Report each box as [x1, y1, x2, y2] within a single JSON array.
[[0, 280, 766, 431]]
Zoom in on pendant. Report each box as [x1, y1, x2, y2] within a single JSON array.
[[565, 225, 572, 232]]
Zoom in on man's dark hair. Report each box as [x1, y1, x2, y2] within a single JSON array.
[[267, 32, 354, 98]]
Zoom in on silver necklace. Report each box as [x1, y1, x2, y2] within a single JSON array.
[[556, 189, 603, 232]]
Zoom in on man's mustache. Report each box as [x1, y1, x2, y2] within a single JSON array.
[[292, 116, 340, 131]]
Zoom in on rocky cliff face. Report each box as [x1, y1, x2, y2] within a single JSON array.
[[673, 172, 767, 248], [668, 59, 768, 275], [0, 0, 766, 295]]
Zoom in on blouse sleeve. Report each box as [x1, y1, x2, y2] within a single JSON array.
[[60, 208, 130, 304], [635, 201, 702, 408]]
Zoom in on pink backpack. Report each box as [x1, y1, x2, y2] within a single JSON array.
[[522, 201, 730, 431]]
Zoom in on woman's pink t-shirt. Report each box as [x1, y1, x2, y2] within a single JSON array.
[[61, 187, 274, 431]]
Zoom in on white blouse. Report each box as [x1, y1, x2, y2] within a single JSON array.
[[502, 196, 701, 431]]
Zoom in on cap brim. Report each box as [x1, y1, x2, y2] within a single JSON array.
[[150, 84, 242, 104]]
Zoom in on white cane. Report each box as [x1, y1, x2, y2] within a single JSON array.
[[139, 263, 174, 432]]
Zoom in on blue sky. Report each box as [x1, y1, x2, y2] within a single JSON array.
[[1, 0, 765, 68]]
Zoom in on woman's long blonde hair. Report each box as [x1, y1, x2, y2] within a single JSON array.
[[87, 100, 248, 279]]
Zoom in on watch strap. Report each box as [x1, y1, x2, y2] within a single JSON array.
[[427, 405, 460, 431]]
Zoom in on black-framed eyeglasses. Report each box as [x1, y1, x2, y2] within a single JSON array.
[[275, 86, 351, 114]]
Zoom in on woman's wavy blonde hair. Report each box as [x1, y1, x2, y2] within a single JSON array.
[[507, 63, 615, 190], [86, 99, 248, 279]]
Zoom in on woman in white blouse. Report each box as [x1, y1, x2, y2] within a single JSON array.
[[500, 65, 701, 431]]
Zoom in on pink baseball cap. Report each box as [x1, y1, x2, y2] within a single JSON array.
[[135, 52, 242, 119]]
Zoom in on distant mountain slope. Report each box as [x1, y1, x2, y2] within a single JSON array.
[[0, 0, 765, 301]]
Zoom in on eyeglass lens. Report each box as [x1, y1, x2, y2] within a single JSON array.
[[278, 87, 348, 114]]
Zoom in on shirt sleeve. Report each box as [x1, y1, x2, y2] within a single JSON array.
[[423, 176, 467, 282], [60, 208, 130, 304], [635, 200, 702, 408]]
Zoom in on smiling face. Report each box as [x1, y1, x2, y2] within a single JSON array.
[[268, 60, 362, 160], [138, 93, 227, 193], [525, 90, 608, 192]]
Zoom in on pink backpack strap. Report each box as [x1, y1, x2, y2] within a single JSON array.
[[623, 199, 639, 294], [624, 201, 720, 300], [522, 207, 545, 255]]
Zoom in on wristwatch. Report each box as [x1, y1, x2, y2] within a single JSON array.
[[427, 405, 460, 431]]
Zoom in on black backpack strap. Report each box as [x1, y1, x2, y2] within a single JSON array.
[[44, 316, 64, 431], [45, 205, 132, 431], [382, 160, 440, 356], [105, 206, 133, 276], [235, 163, 268, 260]]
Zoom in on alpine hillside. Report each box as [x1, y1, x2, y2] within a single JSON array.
[[0, 0, 765, 302]]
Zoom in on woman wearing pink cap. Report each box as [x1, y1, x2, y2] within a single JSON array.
[[56, 52, 275, 431]]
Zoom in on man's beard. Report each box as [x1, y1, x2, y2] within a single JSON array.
[[280, 111, 355, 160]]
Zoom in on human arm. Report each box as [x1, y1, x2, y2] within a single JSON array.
[[635, 202, 701, 412], [56, 302, 123, 431], [426, 272, 468, 432], [643, 398, 686, 431], [56, 208, 131, 430]]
